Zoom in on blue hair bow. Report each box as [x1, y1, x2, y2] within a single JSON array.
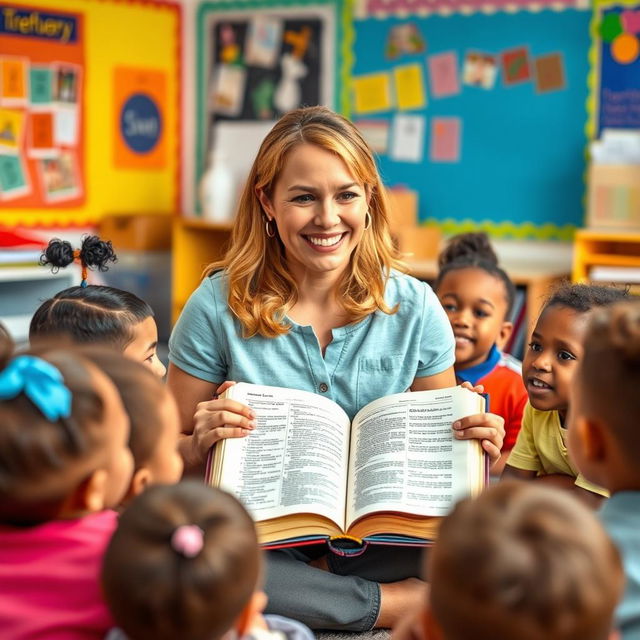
[[0, 355, 72, 421]]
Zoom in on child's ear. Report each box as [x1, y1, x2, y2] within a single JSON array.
[[128, 467, 152, 500], [81, 469, 109, 513], [234, 590, 268, 637], [256, 187, 274, 220], [496, 321, 513, 351]]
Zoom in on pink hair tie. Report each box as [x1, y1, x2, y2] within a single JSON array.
[[171, 525, 204, 558]]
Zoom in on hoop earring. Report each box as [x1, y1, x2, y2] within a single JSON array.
[[265, 219, 276, 238], [364, 210, 372, 231]]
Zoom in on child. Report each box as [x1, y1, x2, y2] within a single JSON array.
[[434, 233, 527, 473], [503, 283, 628, 506], [402, 481, 623, 640], [102, 481, 314, 640], [0, 344, 137, 638], [81, 348, 184, 503], [31, 236, 166, 377], [567, 301, 640, 639]]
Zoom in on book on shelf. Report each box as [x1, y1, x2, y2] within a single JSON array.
[[206, 383, 487, 549], [589, 265, 640, 284]]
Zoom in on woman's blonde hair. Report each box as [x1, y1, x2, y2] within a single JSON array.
[[205, 106, 404, 338]]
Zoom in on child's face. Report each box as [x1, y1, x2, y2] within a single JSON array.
[[437, 268, 510, 370], [144, 392, 184, 485], [92, 367, 135, 509], [124, 317, 166, 378], [522, 306, 588, 419]]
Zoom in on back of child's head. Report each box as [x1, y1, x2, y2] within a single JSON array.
[[435, 232, 515, 317], [0, 343, 137, 525], [102, 481, 260, 640], [31, 236, 153, 349], [578, 300, 640, 468], [542, 281, 629, 315], [428, 481, 623, 640]]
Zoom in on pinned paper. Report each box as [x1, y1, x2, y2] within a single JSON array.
[[355, 119, 390, 154], [246, 17, 283, 68], [274, 54, 308, 113], [390, 114, 425, 163], [501, 47, 531, 86], [0, 109, 24, 152], [54, 65, 80, 103], [428, 52, 460, 98], [352, 73, 392, 114], [30, 67, 53, 106], [39, 152, 80, 201], [210, 64, 247, 117], [219, 24, 241, 64], [28, 112, 55, 157], [386, 23, 425, 59], [393, 64, 426, 111], [462, 52, 497, 89], [251, 78, 276, 119], [534, 53, 566, 93], [0, 154, 29, 199], [430, 117, 461, 163], [1, 58, 28, 106], [54, 107, 78, 145]]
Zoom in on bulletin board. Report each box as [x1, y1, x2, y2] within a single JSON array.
[[196, 0, 352, 200], [587, 0, 640, 137], [352, 8, 592, 240], [0, 0, 181, 227]]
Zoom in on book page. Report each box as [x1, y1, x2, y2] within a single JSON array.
[[346, 387, 483, 527], [216, 383, 351, 528]]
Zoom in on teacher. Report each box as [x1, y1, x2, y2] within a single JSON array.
[[167, 106, 504, 631]]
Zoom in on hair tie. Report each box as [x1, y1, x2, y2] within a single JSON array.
[[171, 525, 204, 559], [0, 355, 72, 421], [73, 248, 88, 288]]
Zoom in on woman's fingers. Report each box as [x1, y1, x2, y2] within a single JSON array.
[[200, 426, 252, 450], [214, 380, 237, 397], [196, 398, 256, 420]]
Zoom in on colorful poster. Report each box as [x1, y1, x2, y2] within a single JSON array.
[[534, 53, 566, 93], [245, 17, 283, 68], [0, 57, 28, 106], [393, 63, 426, 110], [501, 47, 532, 85], [386, 23, 425, 59], [28, 111, 55, 157], [352, 72, 393, 114], [428, 51, 460, 98], [38, 151, 80, 201], [462, 52, 498, 89], [210, 64, 247, 117], [114, 66, 167, 169], [0, 154, 29, 199], [29, 66, 53, 106], [355, 119, 390, 154], [0, 108, 24, 152], [430, 117, 461, 162], [390, 113, 425, 162]]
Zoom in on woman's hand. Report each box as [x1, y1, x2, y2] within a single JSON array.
[[455, 381, 505, 468], [188, 381, 257, 463]]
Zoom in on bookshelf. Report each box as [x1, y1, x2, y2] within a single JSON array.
[[572, 229, 640, 287]]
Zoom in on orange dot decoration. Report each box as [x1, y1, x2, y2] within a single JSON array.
[[611, 33, 640, 64]]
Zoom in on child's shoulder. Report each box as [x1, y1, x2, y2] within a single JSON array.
[[497, 352, 523, 375]]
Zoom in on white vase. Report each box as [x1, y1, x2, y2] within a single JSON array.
[[200, 149, 236, 222]]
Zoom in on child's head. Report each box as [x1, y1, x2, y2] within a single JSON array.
[[568, 301, 640, 492], [102, 481, 262, 640], [82, 349, 183, 500], [427, 481, 623, 640], [435, 232, 515, 369], [0, 344, 135, 525], [523, 283, 628, 419], [32, 236, 165, 377]]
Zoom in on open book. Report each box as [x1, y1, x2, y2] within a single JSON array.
[[206, 383, 486, 548]]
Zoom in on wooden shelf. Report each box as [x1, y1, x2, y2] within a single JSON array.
[[573, 229, 640, 283]]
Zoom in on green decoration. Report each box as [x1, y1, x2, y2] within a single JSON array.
[[600, 13, 623, 43]]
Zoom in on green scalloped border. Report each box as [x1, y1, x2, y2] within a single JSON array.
[[422, 218, 577, 242], [196, 0, 352, 210]]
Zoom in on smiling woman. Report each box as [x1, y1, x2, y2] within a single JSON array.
[[167, 106, 505, 632]]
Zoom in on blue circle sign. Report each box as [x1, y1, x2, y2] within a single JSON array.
[[120, 93, 162, 154]]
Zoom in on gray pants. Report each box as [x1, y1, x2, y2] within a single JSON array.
[[263, 544, 424, 632]]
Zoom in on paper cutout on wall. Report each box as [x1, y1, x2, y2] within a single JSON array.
[[501, 47, 531, 85], [1, 57, 28, 107], [430, 116, 461, 163], [0, 154, 29, 199], [0, 108, 24, 152], [54, 107, 78, 146], [390, 113, 425, 162], [274, 53, 308, 114], [611, 33, 639, 64], [246, 17, 283, 68], [28, 112, 55, 157], [29, 66, 53, 106], [393, 63, 426, 110], [38, 151, 80, 201], [219, 24, 242, 64], [251, 79, 276, 119], [428, 51, 460, 98], [534, 53, 566, 93], [211, 64, 247, 117], [462, 52, 497, 89], [355, 119, 390, 154], [352, 72, 393, 114], [386, 23, 425, 59]]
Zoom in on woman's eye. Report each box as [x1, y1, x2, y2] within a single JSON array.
[[558, 351, 576, 361], [292, 194, 314, 203], [338, 191, 358, 201]]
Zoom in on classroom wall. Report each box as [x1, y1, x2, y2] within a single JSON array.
[[0, 0, 182, 226]]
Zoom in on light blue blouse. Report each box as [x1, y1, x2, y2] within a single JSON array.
[[168, 270, 455, 420]]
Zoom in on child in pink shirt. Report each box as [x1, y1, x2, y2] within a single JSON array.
[[0, 337, 143, 639]]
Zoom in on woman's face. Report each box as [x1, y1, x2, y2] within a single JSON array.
[[259, 143, 369, 280]]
